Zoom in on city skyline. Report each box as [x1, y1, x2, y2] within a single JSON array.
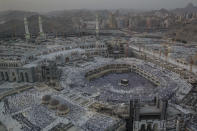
[[0, 0, 196, 12]]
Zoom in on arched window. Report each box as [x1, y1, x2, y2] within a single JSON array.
[[12, 72, 16, 81], [153, 123, 158, 131], [5, 72, 9, 81], [25, 72, 29, 82], [1, 72, 4, 80], [147, 124, 152, 131], [140, 124, 146, 131], [20, 73, 24, 82], [65, 57, 69, 63]]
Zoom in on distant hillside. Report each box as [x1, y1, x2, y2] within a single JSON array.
[[0, 10, 37, 22], [172, 3, 197, 14], [164, 3, 197, 43], [0, 10, 111, 37], [0, 11, 75, 36], [46, 9, 109, 21], [166, 20, 197, 43]]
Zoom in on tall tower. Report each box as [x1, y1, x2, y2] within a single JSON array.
[[128, 18, 132, 30], [146, 17, 151, 29], [108, 13, 117, 29], [24, 17, 30, 41], [38, 16, 45, 38], [96, 14, 99, 39]]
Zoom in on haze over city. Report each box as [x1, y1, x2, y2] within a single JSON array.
[[1, 0, 197, 130], [0, 0, 196, 12]]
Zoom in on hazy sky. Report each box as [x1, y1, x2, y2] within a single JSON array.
[[0, 0, 196, 12]]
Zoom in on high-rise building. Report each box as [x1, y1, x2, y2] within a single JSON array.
[[108, 13, 117, 29], [128, 18, 132, 30], [146, 17, 151, 29]]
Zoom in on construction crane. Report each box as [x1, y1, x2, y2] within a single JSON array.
[[189, 56, 194, 72]]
